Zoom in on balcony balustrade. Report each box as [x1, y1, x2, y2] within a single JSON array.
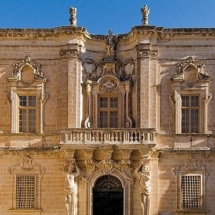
[[60, 128, 156, 145]]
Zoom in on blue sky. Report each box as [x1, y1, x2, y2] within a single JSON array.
[[0, 0, 214, 34]]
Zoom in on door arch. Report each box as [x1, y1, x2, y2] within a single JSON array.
[[93, 175, 123, 215]]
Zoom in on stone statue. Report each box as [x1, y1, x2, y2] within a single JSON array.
[[69, 7, 77, 26], [134, 162, 151, 215], [106, 30, 118, 60], [141, 5, 150, 26], [62, 161, 81, 215]]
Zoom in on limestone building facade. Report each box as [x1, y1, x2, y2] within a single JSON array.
[[0, 6, 215, 215]]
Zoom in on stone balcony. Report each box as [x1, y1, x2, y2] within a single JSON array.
[[60, 128, 156, 145]]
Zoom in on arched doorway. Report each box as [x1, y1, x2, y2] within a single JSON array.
[[93, 175, 123, 215]]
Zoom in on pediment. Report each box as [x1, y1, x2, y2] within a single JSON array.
[[172, 57, 210, 87], [7, 56, 47, 85]]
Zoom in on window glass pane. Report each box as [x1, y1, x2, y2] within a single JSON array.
[[182, 109, 189, 133], [19, 96, 27, 106], [191, 96, 198, 107], [181, 175, 201, 209], [100, 111, 108, 128], [28, 96, 36, 107], [16, 175, 36, 209], [182, 96, 189, 107], [19, 109, 26, 132], [191, 109, 198, 133], [100, 98, 108, 108], [28, 109, 36, 132], [110, 97, 118, 108], [110, 111, 118, 128]]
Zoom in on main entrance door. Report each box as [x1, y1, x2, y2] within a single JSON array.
[[93, 175, 123, 215]]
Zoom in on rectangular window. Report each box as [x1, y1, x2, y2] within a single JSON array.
[[16, 175, 36, 209], [181, 95, 199, 133], [181, 175, 201, 209], [18, 96, 36, 133], [99, 96, 118, 128]]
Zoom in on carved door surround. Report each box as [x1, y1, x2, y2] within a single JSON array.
[[86, 161, 132, 215]]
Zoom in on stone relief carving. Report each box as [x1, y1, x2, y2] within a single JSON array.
[[82, 159, 96, 179], [174, 57, 210, 87], [115, 159, 133, 181], [8, 155, 46, 176], [62, 160, 81, 215], [99, 78, 118, 93], [82, 158, 133, 181], [9, 56, 47, 85], [134, 159, 151, 215], [172, 156, 210, 179]]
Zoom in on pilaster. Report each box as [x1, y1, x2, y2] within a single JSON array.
[[137, 43, 158, 129], [60, 42, 83, 128]]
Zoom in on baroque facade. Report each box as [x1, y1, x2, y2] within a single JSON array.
[[0, 5, 215, 215]]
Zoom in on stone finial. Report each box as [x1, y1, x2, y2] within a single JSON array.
[[141, 5, 150, 26], [69, 7, 77, 26]]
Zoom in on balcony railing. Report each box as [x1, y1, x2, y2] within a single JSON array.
[[60, 128, 156, 145]]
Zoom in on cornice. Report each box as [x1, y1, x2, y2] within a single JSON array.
[[0, 25, 215, 42], [0, 26, 90, 39]]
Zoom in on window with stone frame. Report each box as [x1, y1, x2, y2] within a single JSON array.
[[18, 95, 37, 133], [181, 174, 202, 209], [8, 156, 45, 212], [171, 57, 211, 134], [16, 175, 36, 209], [7, 56, 48, 134], [172, 156, 210, 212], [181, 95, 199, 133], [98, 95, 119, 128]]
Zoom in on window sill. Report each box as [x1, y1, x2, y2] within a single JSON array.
[[9, 209, 42, 214], [175, 209, 207, 214]]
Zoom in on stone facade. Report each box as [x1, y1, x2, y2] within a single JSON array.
[[0, 6, 215, 215]]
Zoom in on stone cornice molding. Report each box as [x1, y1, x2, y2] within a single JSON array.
[[1, 26, 215, 41], [0, 26, 90, 39]]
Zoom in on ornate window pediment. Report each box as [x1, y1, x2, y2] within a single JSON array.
[[8, 56, 47, 86], [171, 57, 212, 134], [7, 56, 49, 133], [81, 57, 134, 129], [173, 57, 209, 88]]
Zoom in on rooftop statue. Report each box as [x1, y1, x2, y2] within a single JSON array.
[[141, 5, 150, 26], [105, 30, 118, 61]]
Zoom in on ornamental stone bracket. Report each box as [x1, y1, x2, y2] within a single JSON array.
[[7, 56, 47, 86]]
